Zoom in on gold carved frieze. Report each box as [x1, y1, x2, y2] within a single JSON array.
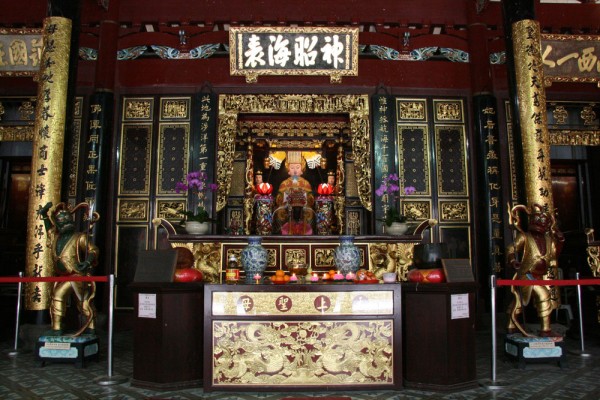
[[0, 125, 33, 141], [217, 94, 372, 212], [211, 320, 394, 386], [239, 120, 347, 138], [171, 242, 222, 283], [433, 99, 464, 123], [159, 97, 190, 120], [284, 248, 307, 267], [266, 139, 324, 149], [439, 200, 470, 223], [402, 200, 431, 221], [211, 291, 394, 316], [313, 247, 336, 268], [156, 200, 185, 221], [396, 99, 427, 122], [117, 199, 148, 222], [123, 97, 153, 121], [549, 129, 600, 146], [369, 242, 416, 282]]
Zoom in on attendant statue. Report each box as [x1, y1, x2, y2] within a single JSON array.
[[506, 203, 564, 337], [38, 202, 100, 336], [273, 151, 315, 235]]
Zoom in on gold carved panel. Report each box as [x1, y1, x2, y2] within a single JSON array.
[[122, 97, 153, 121], [396, 98, 427, 122], [313, 247, 336, 268], [117, 199, 149, 222], [156, 199, 185, 221], [402, 200, 431, 221], [439, 200, 470, 223], [211, 320, 394, 386], [369, 242, 416, 282], [433, 99, 464, 123], [159, 97, 190, 121]]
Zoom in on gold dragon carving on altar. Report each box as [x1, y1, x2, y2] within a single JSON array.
[[211, 320, 393, 386]]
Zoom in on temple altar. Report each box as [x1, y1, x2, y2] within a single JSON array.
[[203, 284, 402, 391], [154, 218, 436, 283]]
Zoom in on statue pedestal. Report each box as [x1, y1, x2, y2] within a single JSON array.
[[35, 334, 99, 368], [504, 333, 567, 369]]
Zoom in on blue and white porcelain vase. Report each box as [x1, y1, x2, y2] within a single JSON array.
[[334, 235, 361, 275], [241, 236, 268, 284]]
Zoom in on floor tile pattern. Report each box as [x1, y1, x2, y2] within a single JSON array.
[[1, 323, 600, 399]]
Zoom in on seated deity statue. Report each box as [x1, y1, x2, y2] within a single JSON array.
[[273, 151, 315, 235]]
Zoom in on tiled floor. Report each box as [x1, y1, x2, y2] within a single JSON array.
[[1, 320, 600, 400]]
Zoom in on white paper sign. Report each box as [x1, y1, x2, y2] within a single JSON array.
[[138, 293, 157, 319], [451, 293, 469, 319]]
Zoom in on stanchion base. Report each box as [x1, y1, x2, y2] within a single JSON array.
[[478, 379, 511, 390], [5, 348, 29, 358], [94, 375, 129, 386], [569, 349, 592, 357]]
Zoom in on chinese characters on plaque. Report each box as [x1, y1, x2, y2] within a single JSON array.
[[230, 27, 358, 83], [0, 30, 43, 76], [541, 34, 600, 86]]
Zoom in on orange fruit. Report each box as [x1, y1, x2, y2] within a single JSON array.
[[283, 275, 290, 282], [329, 269, 336, 276], [275, 269, 285, 277]]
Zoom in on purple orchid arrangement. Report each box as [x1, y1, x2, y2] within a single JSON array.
[[175, 170, 219, 223], [375, 173, 416, 225]]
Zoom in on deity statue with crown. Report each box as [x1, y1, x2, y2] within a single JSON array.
[[272, 151, 317, 235]]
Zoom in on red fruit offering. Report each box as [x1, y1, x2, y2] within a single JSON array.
[[407, 268, 445, 283], [174, 267, 203, 282]]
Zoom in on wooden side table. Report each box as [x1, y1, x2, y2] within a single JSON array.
[[130, 282, 204, 389]]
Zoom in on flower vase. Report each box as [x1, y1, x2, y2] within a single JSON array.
[[255, 195, 273, 235], [386, 222, 408, 236], [334, 235, 361, 275], [185, 221, 210, 235], [316, 196, 334, 235], [241, 236, 268, 284]]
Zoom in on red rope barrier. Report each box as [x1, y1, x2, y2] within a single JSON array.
[[497, 278, 600, 287], [0, 275, 109, 283]]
